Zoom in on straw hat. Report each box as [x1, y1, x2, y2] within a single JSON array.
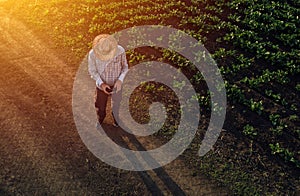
[[92, 34, 118, 61]]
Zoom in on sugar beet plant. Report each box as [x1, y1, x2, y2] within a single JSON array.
[[4, 0, 299, 194]]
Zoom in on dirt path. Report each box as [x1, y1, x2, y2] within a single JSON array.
[[0, 8, 229, 195]]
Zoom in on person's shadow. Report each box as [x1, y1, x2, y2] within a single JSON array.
[[101, 123, 186, 195]]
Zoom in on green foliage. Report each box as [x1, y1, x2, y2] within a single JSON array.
[[265, 90, 288, 106], [4, 0, 299, 194], [269, 143, 300, 168], [269, 114, 281, 126], [243, 124, 257, 137], [288, 114, 298, 122], [296, 84, 300, 91], [248, 99, 264, 115], [269, 113, 287, 136]]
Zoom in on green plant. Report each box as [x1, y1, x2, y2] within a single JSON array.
[[144, 83, 155, 92], [265, 90, 288, 106], [288, 114, 298, 121], [248, 99, 264, 115], [269, 143, 300, 168], [269, 114, 281, 126], [290, 104, 298, 111], [243, 124, 257, 137], [269, 114, 287, 135], [270, 143, 284, 154], [226, 83, 247, 104], [270, 125, 286, 135], [296, 84, 300, 91]]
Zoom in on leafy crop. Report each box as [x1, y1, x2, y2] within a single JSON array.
[[2, 0, 299, 194]]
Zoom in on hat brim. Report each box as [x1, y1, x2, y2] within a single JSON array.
[[92, 34, 118, 61]]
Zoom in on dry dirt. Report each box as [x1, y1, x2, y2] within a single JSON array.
[[0, 8, 229, 195]]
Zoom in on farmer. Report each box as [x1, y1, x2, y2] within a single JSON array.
[[88, 34, 128, 127]]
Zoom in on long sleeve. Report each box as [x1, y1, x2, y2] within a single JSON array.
[[88, 50, 103, 87], [118, 51, 129, 82]]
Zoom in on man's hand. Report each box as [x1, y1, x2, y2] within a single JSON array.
[[100, 83, 112, 95], [114, 79, 122, 93]]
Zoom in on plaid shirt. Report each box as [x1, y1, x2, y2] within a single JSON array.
[[88, 45, 128, 88]]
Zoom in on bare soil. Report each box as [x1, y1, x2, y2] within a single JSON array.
[[0, 8, 230, 195]]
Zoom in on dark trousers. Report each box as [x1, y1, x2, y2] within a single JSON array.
[[94, 87, 122, 124]]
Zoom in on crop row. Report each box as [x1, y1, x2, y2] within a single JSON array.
[[11, 0, 299, 170], [170, 0, 300, 167], [229, 0, 299, 39]]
